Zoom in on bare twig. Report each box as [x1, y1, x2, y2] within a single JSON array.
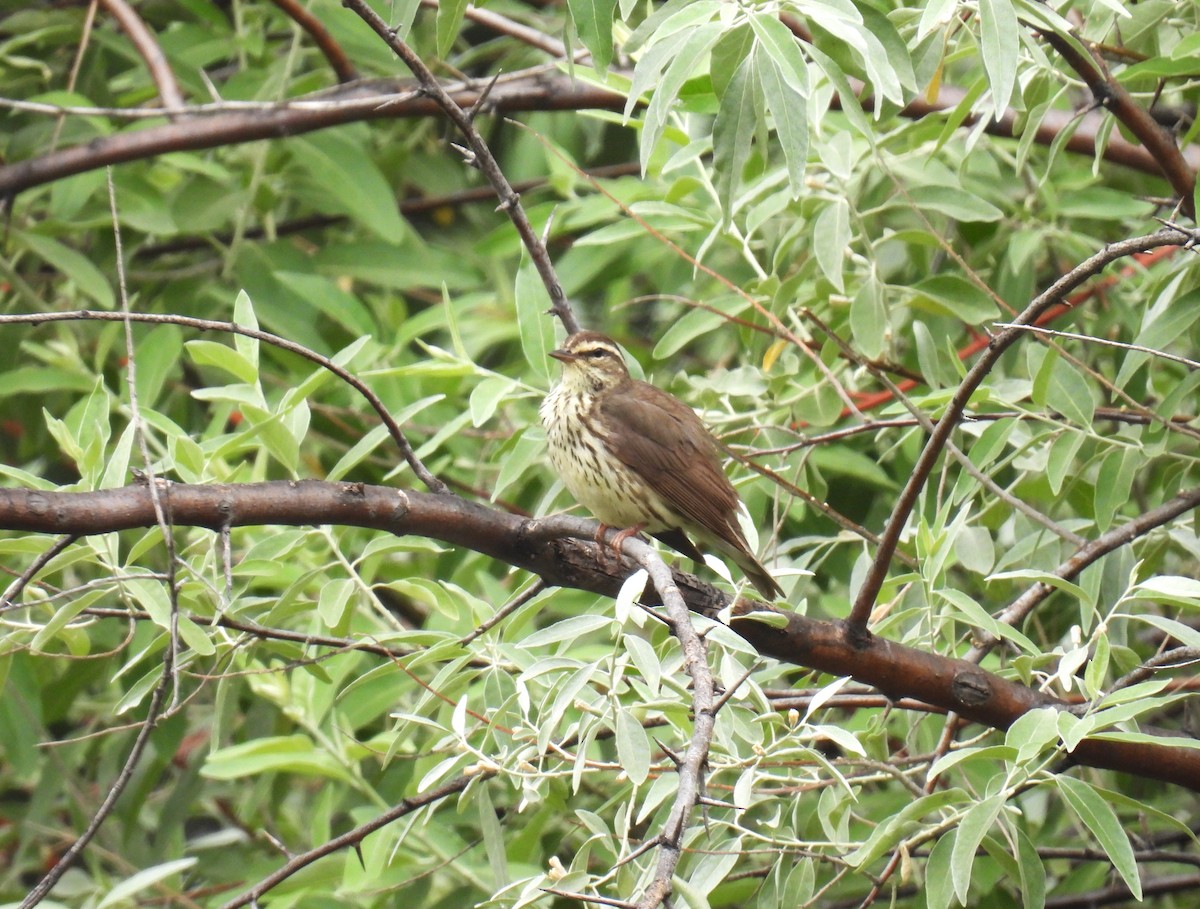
[[994, 321, 1200, 372], [0, 309, 449, 494], [268, 0, 358, 82], [217, 771, 491, 908], [0, 534, 78, 610], [342, 0, 580, 335], [98, 0, 185, 110]]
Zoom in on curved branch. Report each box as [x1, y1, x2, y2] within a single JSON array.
[[0, 309, 447, 495], [98, 0, 185, 111], [1036, 29, 1196, 217], [268, 0, 358, 83], [2, 479, 1198, 791], [0, 74, 625, 199], [848, 229, 1191, 628]]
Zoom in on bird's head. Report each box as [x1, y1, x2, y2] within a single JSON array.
[[549, 331, 630, 393]]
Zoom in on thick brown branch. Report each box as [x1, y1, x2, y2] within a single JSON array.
[[2, 480, 1198, 791], [0, 74, 624, 199]]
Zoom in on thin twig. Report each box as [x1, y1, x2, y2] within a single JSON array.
[[0, 534, 78, 610], [216, 771, 491, 909], [0, 309, 449, 494], [994, 321, 1200, 372], [98, 0, 185, 110], [342, 0, 580, 335]]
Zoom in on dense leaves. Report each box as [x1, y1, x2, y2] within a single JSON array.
[[0, 1, 1199, 907]]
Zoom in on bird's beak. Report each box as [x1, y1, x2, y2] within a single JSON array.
[[549, 348, 576, 363]]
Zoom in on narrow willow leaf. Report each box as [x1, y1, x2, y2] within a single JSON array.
[[712, 55, 759, 219], [1056, 776, 1142, 899], [616, 706, 651, 785], [951, 794, 1005, 903], [979, 0, 1019, 116]]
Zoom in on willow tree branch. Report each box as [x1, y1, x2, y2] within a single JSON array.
[[1, 480, 1198, 791], [342, 0, 580, 335], [847, 229, 1192, 630]]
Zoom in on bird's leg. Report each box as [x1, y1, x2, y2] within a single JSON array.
[[609, 524, 646, 561]]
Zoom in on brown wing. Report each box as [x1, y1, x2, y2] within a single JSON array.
[[599, 378, 745, 546]]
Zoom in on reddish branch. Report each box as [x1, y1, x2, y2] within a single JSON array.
[[98, 0, 185, 111], [1, 479, 1198, 791], [268, 0, 358, 82]]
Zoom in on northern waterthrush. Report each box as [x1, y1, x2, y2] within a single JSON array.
[[540, 331, 782, 600]]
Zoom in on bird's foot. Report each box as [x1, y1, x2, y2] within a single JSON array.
[[592, 523, 645, 570]]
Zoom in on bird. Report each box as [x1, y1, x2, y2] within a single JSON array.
[[539, 330, 782, 600]]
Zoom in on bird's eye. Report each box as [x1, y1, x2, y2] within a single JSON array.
[[586, 349, 607, 358]]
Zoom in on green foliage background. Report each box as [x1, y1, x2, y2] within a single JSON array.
[[0, 0, 1198, 906]]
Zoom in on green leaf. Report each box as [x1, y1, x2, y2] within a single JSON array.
[[753, 43, 809, 199], [1032, 349, 1094, 427], [516, 255, 555, 383], [938, 589, 1039, 653], [979, 0, 1019, 116], [905, 185, 1004, 222], [952, 794, 1005, 903], [436, 0, 468, 58], [640, 23, 723, 170], [850, 272, 886, 358], [568, 0, 617, 73], [616, 706, 650, 785], [274, 271, 377, 339], [1056, 776, 1142, 899], [987, 569, 1092, 608], [16, 231, 114, 308], [97, 859, 198, 909], [712, 55, 759, 218], [1093, 446, 1136, 532], [289, 131, 407, 243], [203, 734, 356, 783], [909, 274, 999, 323], [812, 198, 850, 292], [186, 340, 259, 384]]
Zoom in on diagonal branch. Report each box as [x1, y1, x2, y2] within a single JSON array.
[[847, 228, 1192, 629], [342, 0, 580, 335]]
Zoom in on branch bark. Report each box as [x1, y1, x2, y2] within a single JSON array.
[[2, 479, 1198, 791]]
